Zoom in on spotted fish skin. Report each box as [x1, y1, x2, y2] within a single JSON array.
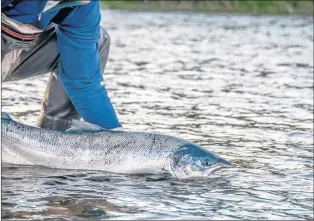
[[2, 117, 232, 178], [1, 118, 188, 174]]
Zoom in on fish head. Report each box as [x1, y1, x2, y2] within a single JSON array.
[[169, 144, 232, 179]]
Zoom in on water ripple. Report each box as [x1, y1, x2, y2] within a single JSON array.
[[1, 9, 313, 220]]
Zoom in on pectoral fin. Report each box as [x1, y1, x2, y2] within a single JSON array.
[[66, 119, 105, 132]]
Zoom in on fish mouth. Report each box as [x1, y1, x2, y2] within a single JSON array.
[[203, 160, 232, 177], [203, 166, 223, 176]]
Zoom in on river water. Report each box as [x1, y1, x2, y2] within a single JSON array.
[[1, 9, 313, 220]]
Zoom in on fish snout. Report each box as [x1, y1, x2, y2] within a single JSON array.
[[217, 158, 232, 168]]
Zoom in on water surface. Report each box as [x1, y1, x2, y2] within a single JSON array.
[[2, 9, 313, 220]]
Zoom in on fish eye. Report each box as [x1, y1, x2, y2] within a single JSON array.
[[203, 159, 211, 167]]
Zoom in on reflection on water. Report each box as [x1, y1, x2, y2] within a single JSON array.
[[1, 9, 313, 220]]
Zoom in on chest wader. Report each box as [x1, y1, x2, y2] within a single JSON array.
[[1, 2, 111, 131]]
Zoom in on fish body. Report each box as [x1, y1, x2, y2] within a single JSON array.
[[1, 117, 232, 178]]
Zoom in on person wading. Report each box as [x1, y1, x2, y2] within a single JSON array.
[[1, 0, 122, 130]]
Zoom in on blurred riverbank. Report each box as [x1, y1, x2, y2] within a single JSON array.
[[100, 1, 313, 15]]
